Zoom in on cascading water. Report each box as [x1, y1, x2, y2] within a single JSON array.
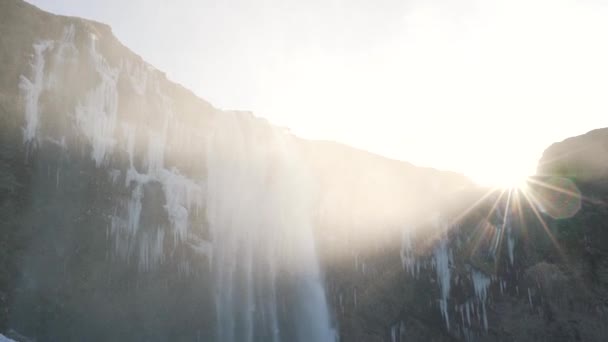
[[205, 112, 335, 342], [17, 23, 335, 341]]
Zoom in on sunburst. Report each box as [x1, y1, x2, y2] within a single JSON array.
[[452, 174, 585, 271]]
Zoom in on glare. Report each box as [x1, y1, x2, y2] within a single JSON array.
[[250, 0, 608, 188], [467, 165, 533, 189]]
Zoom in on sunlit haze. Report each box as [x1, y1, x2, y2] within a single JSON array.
[[27, 0, 608, 187]]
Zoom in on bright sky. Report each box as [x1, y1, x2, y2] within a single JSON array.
[[27, 0, 608, 186]]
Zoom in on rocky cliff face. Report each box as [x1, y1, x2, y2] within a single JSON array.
[[1, 1, 607, 341], [320, 133, 608, 341], [538, 128, 608, 190]]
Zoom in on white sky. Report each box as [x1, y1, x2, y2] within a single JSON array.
[[27, 0, 608, 186]]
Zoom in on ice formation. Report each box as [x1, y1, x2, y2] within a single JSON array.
[[433, 235, 451, 330], [390, 321, 405, 342], [472, 270, 491, 331], [19, 40, 52, 145], [507, 234, 514, 266], [20, 25, 335, 342], [75, 35, 120, 167], [400, 226, 418, 277], [397, 213, 509, 334], [498, 201, 516, 266], [505, 208, 515, 267], [138, 228, 165, 271], [0, 334, 16, 342]]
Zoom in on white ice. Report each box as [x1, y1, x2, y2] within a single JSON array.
[[433, 232, 451, 330], [0, 334, 16, 342], [472, 270, 491, 331]]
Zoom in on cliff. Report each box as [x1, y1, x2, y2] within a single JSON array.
[[0, 1, 469, 341], [1, 1, 607, 341]]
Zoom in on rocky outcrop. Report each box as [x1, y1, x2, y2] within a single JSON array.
[[538, 128, 608, 186]]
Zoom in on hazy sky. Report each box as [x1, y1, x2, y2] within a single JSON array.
[[27, 0, 608, 186]]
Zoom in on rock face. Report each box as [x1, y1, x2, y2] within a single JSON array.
[[1, 1, 608, 341], [0, 1, 465, 341], [538, 128, 608, 179], [320, 132, 608, 341]]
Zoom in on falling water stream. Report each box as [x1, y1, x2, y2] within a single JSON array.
[[206, 112, 335, 342]]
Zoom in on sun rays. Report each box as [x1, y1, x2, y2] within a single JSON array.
[[449, 174, 586, 272]]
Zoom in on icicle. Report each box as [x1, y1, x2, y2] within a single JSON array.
[[146, 130, 166, 173], [472, 270, 491, 331], [389, 321, 405, 342], [459, 304, 465, 326], [109, 169, 121, 185], [127, 184, 143, 236], [75, 33, 120, 166], [400, 226, 417, 276], [434, 235, 451, 330], [52, 24, 77, 66], [160, 168, 202, 244], [124, 58, 149, 95], [188, 236, 213, 268], [489, 223, 501, 256], [507, 233, 515, 266], [439, 299, 449, 330], [20, 40, 53, 144], [138, 228, 165, 271]]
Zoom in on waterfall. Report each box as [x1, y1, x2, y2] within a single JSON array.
[[18, 23, 335, 341], [205, 112, 335, 342]]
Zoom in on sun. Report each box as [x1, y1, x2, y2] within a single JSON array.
[[467, 165, 532, 190]]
